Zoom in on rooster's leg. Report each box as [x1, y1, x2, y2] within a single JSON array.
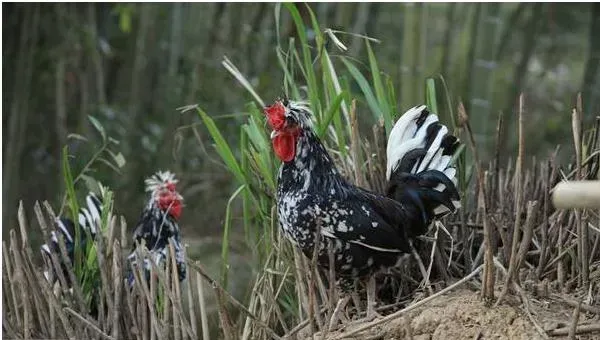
[[366, 276, 381, 320], [351, 290, 361, 317], [328, 295, 350, 331]]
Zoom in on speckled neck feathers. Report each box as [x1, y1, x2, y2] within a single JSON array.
[[277, 129, 346, 195]]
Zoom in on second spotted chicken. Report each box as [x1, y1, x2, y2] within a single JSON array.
[[265, 100, 461, 320]]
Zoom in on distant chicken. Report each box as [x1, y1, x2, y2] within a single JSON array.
[[127, 171, 186, 286], [41, 171, 187, 292], [264, 100, 460, 319]]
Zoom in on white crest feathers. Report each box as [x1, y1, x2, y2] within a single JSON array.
[[144, 170, 178, 193]]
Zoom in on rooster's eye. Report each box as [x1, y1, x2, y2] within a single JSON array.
[[286, 115, 297, 126]]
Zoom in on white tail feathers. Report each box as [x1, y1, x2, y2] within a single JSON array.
[[416, 125, 448, 173], [386, 105, 428, 177], [386, 105, 461, 214], [386, 105, 456, 179]]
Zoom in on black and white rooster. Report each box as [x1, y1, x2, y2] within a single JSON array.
[[127, 170, 187, 287], [265, 100, 460, 319]]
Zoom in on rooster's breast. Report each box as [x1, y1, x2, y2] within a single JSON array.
[[277, 189, 321, 250]]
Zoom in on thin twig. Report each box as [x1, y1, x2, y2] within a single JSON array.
[[64, 307, 117, 340], [548, 324, 600, 336], [409, 241, 434, 295], [573, 94, 589, 288], [493, 258, 549, 340], [458, 101, 495, 301], [186, 259, 283, 340], [515, 201, 538, 274], [285, 306, 329, 339], [10, 230, 32, 340], [567, 297, 582, 340], [497, 94, 525, 306], [195, 272, 210, 340], [553, 295, 600, 315], [111, 240, 123, 340]]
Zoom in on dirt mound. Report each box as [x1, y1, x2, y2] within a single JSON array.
[[319, 289, 599, 340], [383, 289, 541, 340]]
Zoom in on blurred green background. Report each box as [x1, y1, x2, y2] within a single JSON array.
[[2, 2, 599, 251]]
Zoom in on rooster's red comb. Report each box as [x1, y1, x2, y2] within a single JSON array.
[[264, 101, 286, 130]]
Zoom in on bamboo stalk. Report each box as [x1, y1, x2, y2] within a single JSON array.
[[111, 241, 123, 340], [195, 271, 209, 340], [440, 3, 457, 78], [3, 4, 40, 223], [515, 201, 538, 273], [185, 273, 197, 340], [568, 298, 582, 340], [574, 97, 589, 288], [10, 230, 32, 339], [458, 102, 495, 301], [496, 94, 525, 305], [581, 3, 600, 117], [17, 202, 51, 333], [3, 241, 21, 331], [549, 324, 600, 337], [468, 3, 501, 152]]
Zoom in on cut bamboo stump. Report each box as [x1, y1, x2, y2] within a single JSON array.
[[552, 181, 600, 209]]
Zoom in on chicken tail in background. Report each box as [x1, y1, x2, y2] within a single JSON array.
[[385, 105, 461, 238], [41, 191, 105, 286]]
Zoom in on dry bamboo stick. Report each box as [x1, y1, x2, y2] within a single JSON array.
[[457, 101, 495, 301], [549, 324, 600, 336]]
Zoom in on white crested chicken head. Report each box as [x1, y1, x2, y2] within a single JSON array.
[[144, 171, 184, 220]]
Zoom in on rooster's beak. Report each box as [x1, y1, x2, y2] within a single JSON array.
[[270, 130, 280, 139]]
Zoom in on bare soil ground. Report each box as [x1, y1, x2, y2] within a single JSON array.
[[311, 288, 600, 340]]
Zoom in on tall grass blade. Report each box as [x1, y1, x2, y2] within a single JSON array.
[[196, 107, 246, 185], [316, 92, 346, 138], [284, 3, 321, 119], [425, 78, 439, 115], [340, 57, 385, 128], [62, 146, 81, 277], [221, 184, 247, 289], [88, 115, 107, 142], [222, 56, 265, 107], [366, 40, 392, 129], [322, 50, 349, 125]]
